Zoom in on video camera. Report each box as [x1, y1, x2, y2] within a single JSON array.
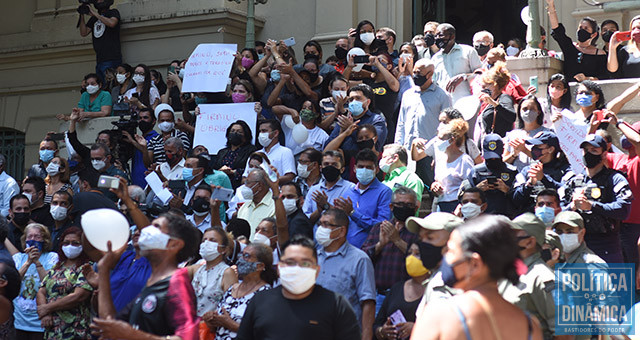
[[77, 0, 112, 15], [110, 113, 139, 173]]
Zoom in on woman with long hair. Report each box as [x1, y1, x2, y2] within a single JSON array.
[[124, 64, 160, 113], [607, 15, 640, 78], [44, 156, 72, 205]]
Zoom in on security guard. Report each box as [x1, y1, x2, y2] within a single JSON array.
[[559, 134, 633, 263], [469, 133, 518, 216], [499, 213, 557, 340], [552, 211, 606, 264], [405, 212, 464, 318]]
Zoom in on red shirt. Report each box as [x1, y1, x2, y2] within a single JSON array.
[[608, 152, 640, 224]]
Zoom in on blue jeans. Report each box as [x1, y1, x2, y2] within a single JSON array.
[[95, 59, 121, 83]]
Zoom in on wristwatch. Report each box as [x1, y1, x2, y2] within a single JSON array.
[[322, 203, 329, 211]]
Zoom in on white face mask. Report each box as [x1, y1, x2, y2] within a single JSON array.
[[332, 90, 347, 100], [559, 233, 580, 253], [46, 163, 60, 176], [199, 240, 221, 262], [158, 121, 175, 133], [315, 225, 339, 248], [116, 74, 127, 84], [297, 163, 310, 179], [138, 226, 171, 251], [132, 74, 145, 85], [50, 205, 68, 221], [179, 69, 185, 79], [461, 202, 482, 220], [506, 46, 519, 57], [379, 158, 392, 173], [283, 198, 298, 215], [436, 139, 451, 152], [279, 266, 317, 294], [62, 245, 83, 259], [23, 192, 33, 205], [86, 84, 100, 95], [360, 32, 375, 45], [258, 132, 273, 147], [251, 233, 272, 247], [92, 159, 106, 171], [240, 184, 255, 200]]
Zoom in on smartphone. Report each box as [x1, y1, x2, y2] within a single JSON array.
[[486, 176, 498, 185], [168, 180, 187, 199], [529, 76, 538, 92], [616, 31, 631, 41], [168, 65, 176, 74], [98, 175, 120, 189], [593, 109, 604, 122], [211, 187, 234, 202], [481, 88, 492, 95], [49, 133, 66, 141], [26, 240, 43, 252], [353, 55, 369, 64], [131, 92, 139, 98], [282, 37, 296, 46]]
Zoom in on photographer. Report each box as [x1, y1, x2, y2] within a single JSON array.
[[78, 0, 121, 82], [559, 134, 633, 263]]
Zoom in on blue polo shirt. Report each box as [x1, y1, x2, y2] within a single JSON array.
[[343, 178, 392, 248]]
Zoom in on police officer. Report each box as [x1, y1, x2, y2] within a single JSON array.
[[560, 134, 632, 263], [499, 213, 557, 340], [469, 134, 517, 216], [512, 131, 572, 214], [552, 211, 606, 264], [405, 212, 464, 317]]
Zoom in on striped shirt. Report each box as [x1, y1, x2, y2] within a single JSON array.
[[146, 129, 191, 164]]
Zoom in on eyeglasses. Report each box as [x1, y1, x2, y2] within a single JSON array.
[[279, 259, 315, 268], [239, 252, 255, 260]]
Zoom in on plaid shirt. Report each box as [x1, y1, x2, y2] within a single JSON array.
[[361, 219, 419, 291]]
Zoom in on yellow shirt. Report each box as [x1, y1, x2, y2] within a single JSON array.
[[237, 192, 275, 239]]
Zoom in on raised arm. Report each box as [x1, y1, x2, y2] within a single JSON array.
[[606, 81, 640, 114], [546, 0, 559, 29]]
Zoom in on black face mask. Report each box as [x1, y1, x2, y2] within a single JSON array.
[[418, 242, 443, 271], [321, 166, 341, 182], [485, 158, 503, 172], [435, 37, 450, 49], [577, 28, 592, 43], [356, 139, 375, 150], [138, 120, 154, 133], [602, 30, 614, 43], [541, 248, 553, 262], [228, 132, 243, 146], [424, 33, 435, 47], [531, 146, 544, 160], [583, 151, 602, 168], [12, 212, 30, 226], [308, 72, 319, 83], [412, 74, 428, 87], [335, 47, 348, 60], [475, 44, 490, 57], [304, 53, 317, 61], [393, 206, 416, 222], [192, 197, 210, 213]]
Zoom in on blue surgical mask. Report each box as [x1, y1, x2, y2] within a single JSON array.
[[182, 168, 195, 182], [576, 93, 593, 107], [39, 149, 55, 163], [348, 100, 365, 116], [440, 257, 466, 287], [355, 168, 375, 185], [535, 206, 556, 226], [270, 69, 281, 82]]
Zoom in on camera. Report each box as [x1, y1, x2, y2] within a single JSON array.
[[111, 112, 140, 171], [77, 0, 95, 14]]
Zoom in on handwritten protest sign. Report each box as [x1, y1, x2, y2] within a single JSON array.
[[194, 103, 257, 154], [553, 109, 588, 173], [181, 44, 237, 93]]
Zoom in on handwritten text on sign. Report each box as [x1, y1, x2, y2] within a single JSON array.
[[553, 109, 588, 173], [193, 103, 257, 155], [181, 43, 237, 93]]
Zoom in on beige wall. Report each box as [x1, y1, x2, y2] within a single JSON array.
[[0, 0, 637, 177]]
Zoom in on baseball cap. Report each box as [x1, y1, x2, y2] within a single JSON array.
[[154, 103, 174, 119], [525, 131, 559, 149], [580, 134, 607, 150], [482, 134, 504, 160], [406, 212, 463, 234], [511, 212, 546, 246], [552, 211, 584, 229]]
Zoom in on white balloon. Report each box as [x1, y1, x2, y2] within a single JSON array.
[[453, 95, 481, 121], [292, 123, 309, 144], [283, 115, 296, 128], [81, 209, 130, 252], [520, 6, 530, 25]]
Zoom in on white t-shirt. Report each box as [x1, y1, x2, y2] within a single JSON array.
[[434, 153, 475, 202], [124, 86, 160, 106], [425, 137, 480, 161]]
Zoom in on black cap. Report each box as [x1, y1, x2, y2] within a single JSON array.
[[580, 134, 607, 150], [525, 131, 559, 149], [482, 134, 504, 160]]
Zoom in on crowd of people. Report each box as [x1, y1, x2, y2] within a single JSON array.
[[1, 0, 640, 338]]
